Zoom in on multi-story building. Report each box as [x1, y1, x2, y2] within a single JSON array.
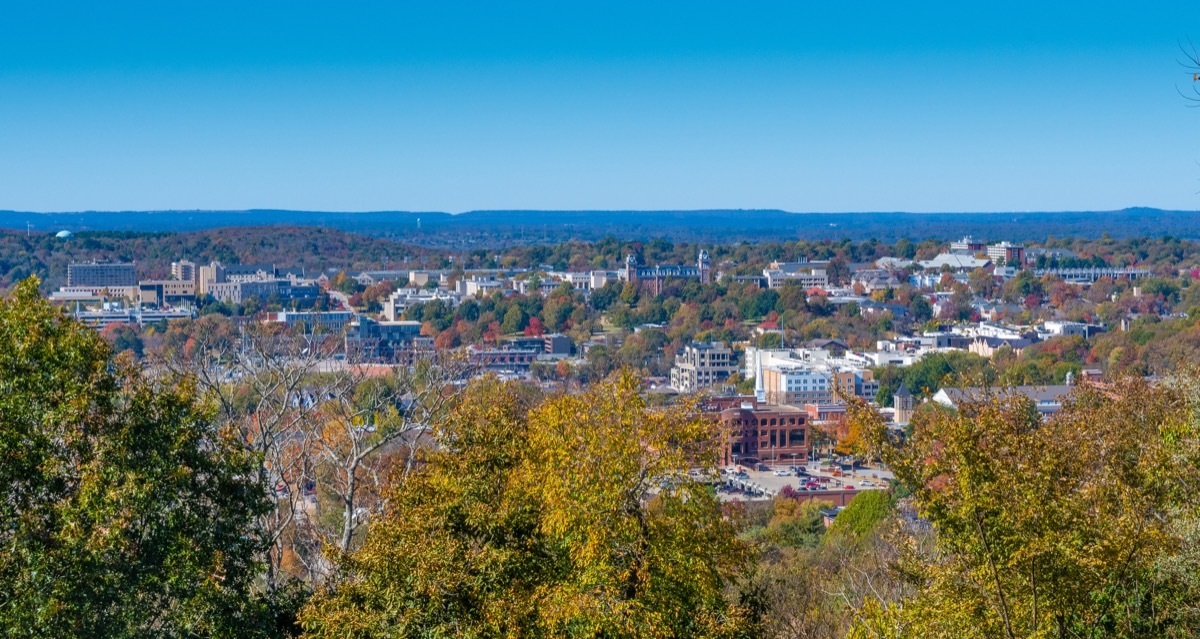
[[197, 262, 226, 296], [715, 402, 809, 467], [950, 236, 986, 253], [763, 260, 830, 289], [67, 262, 137, 288], [670, 342, 737, 392], [747, 347, 878, 406], [73, 307, 195, 329], [760, 366, 833, 405], [224, 263, 278, 283], [620, 250, 712, 294], [138, 279, 197, 306], [383, 287, 461, 321], [263, 310, 356, 333], [345, 317, 427, 362], [468, 345, 541, 371], [170, 260, 196, 283], [987, 242, 1025, 267], [206, 279, 322, 305]]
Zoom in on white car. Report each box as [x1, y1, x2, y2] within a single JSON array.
[[860, 480, 876, 487], [773, 469, 791, 476]]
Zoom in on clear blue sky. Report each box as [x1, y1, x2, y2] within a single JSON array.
[[3, 1, 1200, 213]]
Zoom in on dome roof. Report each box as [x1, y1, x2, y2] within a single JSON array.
[[55, 230, 74, 238]]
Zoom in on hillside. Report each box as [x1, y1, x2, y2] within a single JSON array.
[[4, 208, 1200, 247]]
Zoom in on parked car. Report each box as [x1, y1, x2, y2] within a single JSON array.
[[756, 464, 771, 472], [860, 480, 876, 487], [736, 472, 749, 479], [845, 485, 856, 490], [773, 469, 791, 476]]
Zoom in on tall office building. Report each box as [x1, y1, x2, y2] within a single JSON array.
[[67, 262, 137, 288]]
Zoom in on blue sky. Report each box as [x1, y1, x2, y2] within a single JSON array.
[[2, 1, 1200, 213]]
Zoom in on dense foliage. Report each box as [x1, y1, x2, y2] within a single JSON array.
[[0, 279, 280, 638], [846, 377, 1200, 638], [301, 373, 756, 638]]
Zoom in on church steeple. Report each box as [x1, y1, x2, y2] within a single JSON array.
[[894, 382, 913, 424]]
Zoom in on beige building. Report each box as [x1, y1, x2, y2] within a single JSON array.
[[198, 262, 226, 296], [670, 342, 737, 392], [171, 260, 197, 283], [138, 279, 197, 306]]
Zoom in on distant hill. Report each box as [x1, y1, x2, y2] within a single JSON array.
[[2, 208, 1197, 246]]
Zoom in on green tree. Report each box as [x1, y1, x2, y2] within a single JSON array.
[[500, 304, 526, 334], [0, 279, 278, 638]]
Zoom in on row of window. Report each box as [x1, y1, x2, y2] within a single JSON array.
[[727, 416, 804, 427]]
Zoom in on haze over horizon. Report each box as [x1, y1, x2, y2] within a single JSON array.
[[4, 2, 1200, 213]]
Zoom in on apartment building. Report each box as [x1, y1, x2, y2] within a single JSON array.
[[670, 342, 737, 392], [170, 260, 197, 283]]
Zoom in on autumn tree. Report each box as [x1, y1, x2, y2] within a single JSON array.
[[301, 372, 757, 638], [156, 314, 456, 588], [846, 376, 1200, 639]]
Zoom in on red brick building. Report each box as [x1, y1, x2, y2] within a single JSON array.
[[716, 402, 809, 467]]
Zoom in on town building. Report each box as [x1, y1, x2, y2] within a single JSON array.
[[1032, 267, 1151, 284], [763, 260, 830, 289], [468, 345, 541, 371], [917, 253, 991, 272], [263, 310, 356, 333], [933, 385, 1074, 418], [383, 287, 461, 321], [345, 317, 428, 363], [137, 279, 197, 306], [716, 402, 810, 467], [73, 307, 194, 329], [950, 236, 987, 253], [670, 342, 737, 392], [620, 250, 713, 294], [986, 242, 1025, 267], [67, 262, 137, 288], [170, 260, 197, 283]]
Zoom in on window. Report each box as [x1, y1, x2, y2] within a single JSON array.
[[789, 429, 805, 446], [770, 430, 778, 447]]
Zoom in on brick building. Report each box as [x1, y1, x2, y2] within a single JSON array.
[[716, 403, 809, 468]]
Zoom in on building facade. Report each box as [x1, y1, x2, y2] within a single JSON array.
[[716, 403, 809, 467], [67, 262, 137, 288], [987, 242, 1025, 267], [670, 342, 737, 392], [170, 260, 197, 283]]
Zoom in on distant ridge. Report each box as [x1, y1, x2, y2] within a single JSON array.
[[1, 207, 1197, 244]]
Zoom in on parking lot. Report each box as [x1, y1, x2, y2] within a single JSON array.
[[718, 460, 893, 500]]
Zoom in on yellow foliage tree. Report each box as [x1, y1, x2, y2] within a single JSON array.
[[845, 377, 1200, 639], [300, 371, 756, 638]]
